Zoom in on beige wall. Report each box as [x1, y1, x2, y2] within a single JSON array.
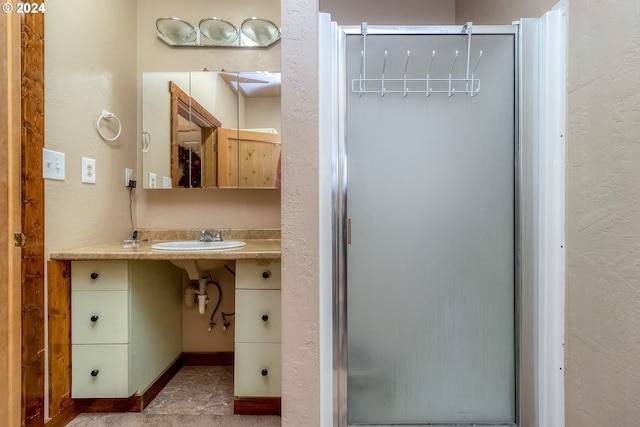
[[45, 0, 139, 253], [455, 0, 556, 24], [281, 0, 320, 424], [320, 0, 455, 24], [563, 1, 640, 425]]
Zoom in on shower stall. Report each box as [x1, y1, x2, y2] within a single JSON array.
[[322, 10, 566, 427]]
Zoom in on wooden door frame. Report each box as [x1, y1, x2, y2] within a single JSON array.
[[1, 11, 46, 427], [1, 9, 23, 427]]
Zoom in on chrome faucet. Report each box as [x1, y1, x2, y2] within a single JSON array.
[[198, 229, 225, 242]]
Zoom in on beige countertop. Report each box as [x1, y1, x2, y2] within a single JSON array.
[[49, 239, 281, 261]]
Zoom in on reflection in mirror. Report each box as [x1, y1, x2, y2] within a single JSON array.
[[142, 71, 281, 189]]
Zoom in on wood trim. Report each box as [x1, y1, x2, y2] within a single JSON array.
[[182, 352, 234, 366], [47, 261, 72, 420], [234, 397, 281, 416], [169, 81, 221, 188], [43, 401, 78, 427], [1, 9, 23, 427], [138, 354, 184, 410], [21, 12, 45, 427]]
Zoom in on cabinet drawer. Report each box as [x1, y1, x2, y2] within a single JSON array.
[[236, 260, 281, 289], [72, 261, 129, 291], [234, 343, 281, 397], [72, 344, 132, 398], [72, 291, 129, 344], [235, 289, 281, 343]]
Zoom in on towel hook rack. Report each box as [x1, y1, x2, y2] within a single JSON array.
[[353, 22, 483, 98]]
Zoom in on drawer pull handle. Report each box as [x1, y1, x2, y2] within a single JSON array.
[[90, 369, 99, 377], [262, 314, 269, 322], [261, 368, 268, 376], [90, 315, 99, 322], [90, 272, 99, 280], [262, 271, 271, 279]]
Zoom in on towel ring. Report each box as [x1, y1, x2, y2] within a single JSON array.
[[96, 110, 122, 141]]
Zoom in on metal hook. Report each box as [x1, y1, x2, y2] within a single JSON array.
[[381, 51, 388, 97], [448, 50, 459, 97], [403, 50, 410, 97], [470, 50, 483, 96], [359, 51, 364, 96], [426, 50, 435, 97]]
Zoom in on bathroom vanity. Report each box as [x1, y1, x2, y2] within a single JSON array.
[[48, 232, 281, 416]]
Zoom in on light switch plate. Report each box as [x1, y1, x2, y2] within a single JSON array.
[[81, 157, 96, 184], [43, 148, 65, 180], [162, 176, 172, 188]]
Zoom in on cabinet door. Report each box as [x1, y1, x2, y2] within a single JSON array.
[[234, 343, 281, 397], [71, 291, 129, 344], [235, 289, 281, 343]]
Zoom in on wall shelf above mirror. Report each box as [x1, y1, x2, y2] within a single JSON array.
[[156, 17, 281, 48], [142, 71, 281, 189]]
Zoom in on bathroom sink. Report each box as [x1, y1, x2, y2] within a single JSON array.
[[151, 240, 246, 251]]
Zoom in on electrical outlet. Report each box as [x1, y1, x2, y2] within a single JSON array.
[[125, 168, 133, 187], [81, 157, 96, 184], [42, 149, 65, 180], [148, 172, 157, 188], [162, 176, 172, 188]]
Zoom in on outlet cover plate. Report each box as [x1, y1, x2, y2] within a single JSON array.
[[148, 172, 157, 188], [125, 168, 133, 187], [43, 148, 65, 180], [162, 176, 172, 188], [82, 157, 96, 184]]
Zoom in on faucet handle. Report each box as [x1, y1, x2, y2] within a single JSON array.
[[213, 228, 230, 241]]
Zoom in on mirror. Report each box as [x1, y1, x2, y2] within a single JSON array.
[[142, 71, 281, 189]]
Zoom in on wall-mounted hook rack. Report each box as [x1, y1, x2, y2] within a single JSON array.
[[353, 22, 483, 98]]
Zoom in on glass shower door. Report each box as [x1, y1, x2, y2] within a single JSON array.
[[345, 32, 516, 425]]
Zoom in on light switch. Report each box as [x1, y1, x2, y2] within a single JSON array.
[[43, 149, 65, 180], [81, 157, 96, 184]]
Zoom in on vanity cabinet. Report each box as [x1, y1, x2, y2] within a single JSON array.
[[234, 259, 282, 400], [71, 260, 182, 399]]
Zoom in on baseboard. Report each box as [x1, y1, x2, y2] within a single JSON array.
[[139, 353, 185, 410], [182, 351, 234, 366], [234, 397, 281, 416], [45, 401, 79, 427]]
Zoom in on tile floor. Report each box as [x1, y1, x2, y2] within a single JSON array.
[[65, 366, 281, 427]]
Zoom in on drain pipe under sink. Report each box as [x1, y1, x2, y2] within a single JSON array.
[[197, 277, 209, 314]]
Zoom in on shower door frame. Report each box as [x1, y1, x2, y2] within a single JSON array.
[[332, 24, 522, 427]]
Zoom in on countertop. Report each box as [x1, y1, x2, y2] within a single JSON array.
[[49, 239, 281, 261]]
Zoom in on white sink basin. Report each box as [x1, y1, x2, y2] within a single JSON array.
[[151, 240, 246, 251]]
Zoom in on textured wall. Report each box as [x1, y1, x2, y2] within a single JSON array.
[[281, 0, 320, 425], [565, 1, 640, 425], [45, 0, 139, 252]]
